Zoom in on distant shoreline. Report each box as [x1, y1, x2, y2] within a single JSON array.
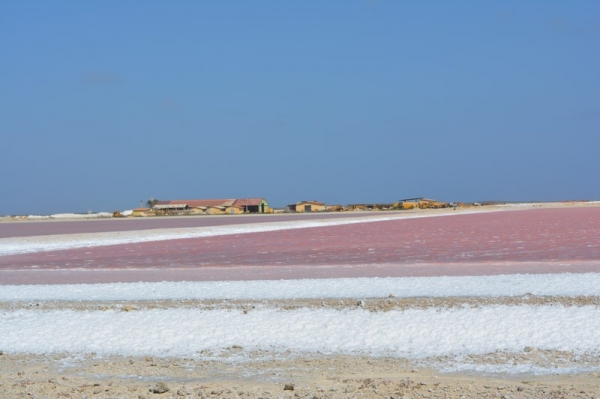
[[2, 199, 599, 223]]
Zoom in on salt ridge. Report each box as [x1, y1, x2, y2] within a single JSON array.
[[1, 305, 599, 375], [2, 273, 600, 374], [3, 272, 600, 301]]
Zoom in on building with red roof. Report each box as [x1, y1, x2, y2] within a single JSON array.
[[287, 200, 326, 212], [155, 198, 270, 214]]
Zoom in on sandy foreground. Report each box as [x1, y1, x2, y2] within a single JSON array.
[[2, 297, 600, 398]]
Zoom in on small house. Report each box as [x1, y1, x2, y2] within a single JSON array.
[[289, 201, 326, 212]]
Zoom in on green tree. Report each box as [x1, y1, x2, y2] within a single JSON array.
[[146, 198, 158, 208]]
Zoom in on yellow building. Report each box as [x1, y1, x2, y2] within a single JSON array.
[[132, 208, 154, 217], [189, 207, 207, 215], [205, 206, 227, 215], [154, 198, 271, 214], [397, 198, 448, 209], [290, 201, 326, 212], [225, 206, 245, 215]]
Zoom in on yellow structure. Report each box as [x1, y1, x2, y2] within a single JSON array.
[[347, 204, 367, 211], [292, 201, 326, 212], [155, 198, 270, 214], [132, 208, 154, 217], [184, 205, 244, 215], [189, 207, 207, 215], [418, 199, 448, 209], [205, 206, 227, 215], [225, 206, 245, 215], [396, 198, 448, 209]]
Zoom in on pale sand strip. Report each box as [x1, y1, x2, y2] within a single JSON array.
[[2, 351, 599, 399], [3, 295, 600, 311]]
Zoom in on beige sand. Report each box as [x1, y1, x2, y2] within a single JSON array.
[[2, 351, 600, 399]]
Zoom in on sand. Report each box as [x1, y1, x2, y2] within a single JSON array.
[[2, 351, 600, 399]]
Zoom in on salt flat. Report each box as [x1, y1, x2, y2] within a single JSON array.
[[1, 204, 599, 398]]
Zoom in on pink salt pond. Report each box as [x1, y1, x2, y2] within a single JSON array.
[[1, 207, 599, 284]]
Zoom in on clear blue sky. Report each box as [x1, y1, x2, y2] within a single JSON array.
[[1, 1, 599, 214]]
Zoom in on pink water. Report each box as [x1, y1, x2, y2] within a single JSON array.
[[1, 208, 599, 284], [0, 212, 376, 238]]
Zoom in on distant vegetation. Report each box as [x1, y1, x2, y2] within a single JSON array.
[[146, 198, 159, 208]]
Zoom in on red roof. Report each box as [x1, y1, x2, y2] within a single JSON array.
[[297, 200, 325, 206], [158, 198, 266, 207], [156, 199, 227, 207], [233, 198, 266, 206]]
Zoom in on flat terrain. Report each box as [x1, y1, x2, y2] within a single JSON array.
[[3, 350, 599, 399], [1, 203, 600, 398], [2, 296, 600, 398], [0, 212, 381, 238], [1, 206, 599, 284]]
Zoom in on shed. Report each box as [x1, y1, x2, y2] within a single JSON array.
[[233, 198, 270, 213], [189, 206, 207, 215], [155, 198, 271, 214], [291, 201, 326, 212], [154, 204, 189, 211], [225, 205, 245, 215]]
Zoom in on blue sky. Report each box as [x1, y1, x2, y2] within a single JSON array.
[[1, 1, 599, 214]]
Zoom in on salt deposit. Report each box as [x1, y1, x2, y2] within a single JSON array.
[[3, 273, 600, 301], [1, 304, 599, 375], [2, 206, 599, 377], [26, 212, 113, 220]]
